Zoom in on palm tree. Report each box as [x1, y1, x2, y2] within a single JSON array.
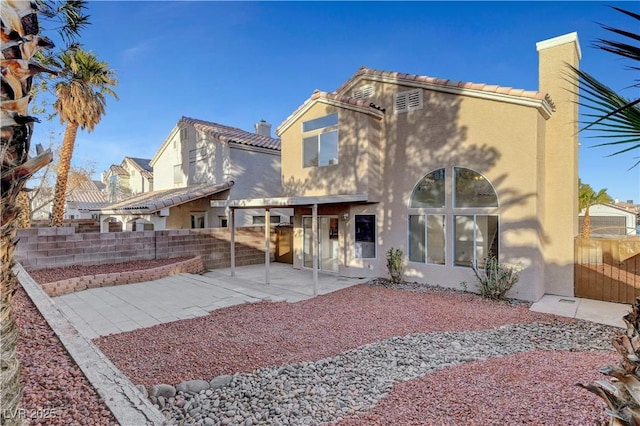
[[568, 7, 640, 168], [578, 180, 613, 238], [573, 9, 640, 424], [50, 49, 117, 227], [1, 2, 55, 424], [1, 2, 87, 424]]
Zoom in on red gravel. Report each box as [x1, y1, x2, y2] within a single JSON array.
[[13, 286, 117, 425], [27, 257, 194, 284], [335, 350, 616, 425], [17, 259, 619, 425], [94, 284, 579, 387]]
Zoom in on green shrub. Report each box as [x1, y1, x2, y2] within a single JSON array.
[[386, 247, 404, 283], [471, 256, 521, 300]]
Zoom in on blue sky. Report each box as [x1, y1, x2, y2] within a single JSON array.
[[35, 1, 639, 203]]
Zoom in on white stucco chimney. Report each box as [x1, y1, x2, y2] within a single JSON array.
[[255, 119, 272, 137]]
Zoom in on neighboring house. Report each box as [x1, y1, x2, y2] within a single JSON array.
[[580, 203, 638, 236], [99, 182, 234, 232], [65, 180, 108, 219], [99, 117, 292, 230], [214, 32, 581, 302], [102, 157, 153, 203]]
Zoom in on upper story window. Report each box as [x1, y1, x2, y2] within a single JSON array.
[[453, 167, 498, 208], [394, 89, 423, 113], [353, 84, 374, 99], [410, 168, 446, 208], [302, 113, 339, 168]]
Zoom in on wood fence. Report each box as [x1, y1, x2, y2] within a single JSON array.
[[574, 236, 640, 304]]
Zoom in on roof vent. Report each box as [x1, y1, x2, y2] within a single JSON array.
[[255, 120, 272, 137]]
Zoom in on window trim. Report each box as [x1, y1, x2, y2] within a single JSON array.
[[302, 113, 339, 168], [453, 167, 499, 208], [408, 214, 446, 265], [452, 214, 499, 269], [354, 214, 377, 259], [190, 211, 206, 229]]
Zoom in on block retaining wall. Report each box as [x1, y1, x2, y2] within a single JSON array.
[[41, 256, 205, 297], [15, 226, 276, 271]]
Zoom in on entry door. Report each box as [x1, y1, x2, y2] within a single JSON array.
[[303, 216, 339, 272]]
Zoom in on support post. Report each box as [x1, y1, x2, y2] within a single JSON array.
[[265, 208, 270, 285], [230, 208, 235, 277], [312, 204, 318, 296]]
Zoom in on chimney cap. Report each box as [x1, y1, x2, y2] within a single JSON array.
[[536, 32, 581, 60]]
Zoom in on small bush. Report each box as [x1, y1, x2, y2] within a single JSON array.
[[386, 247, 404, 283], [471, 256, 521, 300]]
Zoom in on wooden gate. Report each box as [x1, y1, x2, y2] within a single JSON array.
[[575, 237, 640, 303]]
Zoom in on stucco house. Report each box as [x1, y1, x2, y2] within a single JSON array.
[[102, 157, 154, 203], [99, 116, 292, 231], [214, 32, 581, 302], [580, 203, 638, 236]]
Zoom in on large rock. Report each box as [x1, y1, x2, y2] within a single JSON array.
[[209, 374, 233, 390], [149, 384, 176, 399], [176, 379, 210, 394]]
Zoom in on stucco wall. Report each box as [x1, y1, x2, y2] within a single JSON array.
[[281, 102, 380, 198]]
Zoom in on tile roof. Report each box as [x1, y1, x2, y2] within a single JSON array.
[[179, 116, 281, 151], [107, 164, 128, 176], [125, 157, 153, 179], [277, 66, 556, 136], [276, 90, 385, 135], [101, 181, 234, 215], [67, 187, 108, 211], [334, 66, 555, 108]]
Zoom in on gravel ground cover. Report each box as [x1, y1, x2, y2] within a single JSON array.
[[94, 280, 620, 425], [19, 260, 621, 425], [27, 256, 194, 284], [13, 286, 117, 425]]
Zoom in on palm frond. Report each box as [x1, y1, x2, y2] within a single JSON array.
[[566, 65, 640, 158]]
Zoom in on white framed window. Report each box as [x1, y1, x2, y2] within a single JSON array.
[[302, 114, 339, 168], [219, 216, 228, 228], [454, 215, 499, 268], [408, 215, 445, 265], [253, 215, 281, 225], [173, 164, 183, 184], [190, 212, 206, 229], [353, 84, 374, 99], [355, 215, 376, 259], [408, 167, 500, 269], [394, 89, 423, 113]]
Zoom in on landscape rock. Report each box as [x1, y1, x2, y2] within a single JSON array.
[[209, 374, 233, 390], [176, 379, 210, 394]]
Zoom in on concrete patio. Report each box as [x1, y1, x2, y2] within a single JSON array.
[[53, 263, 367, 339]]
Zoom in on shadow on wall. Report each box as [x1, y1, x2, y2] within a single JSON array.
[[281, 88, 546, 261]]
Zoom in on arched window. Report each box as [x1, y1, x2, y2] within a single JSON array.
[[408, 167, 500, 268], [453, 167, 498, 208], [409, 168, 446, 208]]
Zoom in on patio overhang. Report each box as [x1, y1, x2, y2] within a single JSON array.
[[211, 193, 370, 295], [210, 193, 369, 209]]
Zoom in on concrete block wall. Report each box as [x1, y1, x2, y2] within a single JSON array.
[[15, 226, 275, 271], [155, 227, 276, 269]]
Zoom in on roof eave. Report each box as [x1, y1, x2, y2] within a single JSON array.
[[276, 96, 384, 136]]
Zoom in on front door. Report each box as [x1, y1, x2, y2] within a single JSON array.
[[303, 216, 339, 272]]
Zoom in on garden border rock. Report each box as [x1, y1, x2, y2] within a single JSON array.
[[39, 255, 204, 297]]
